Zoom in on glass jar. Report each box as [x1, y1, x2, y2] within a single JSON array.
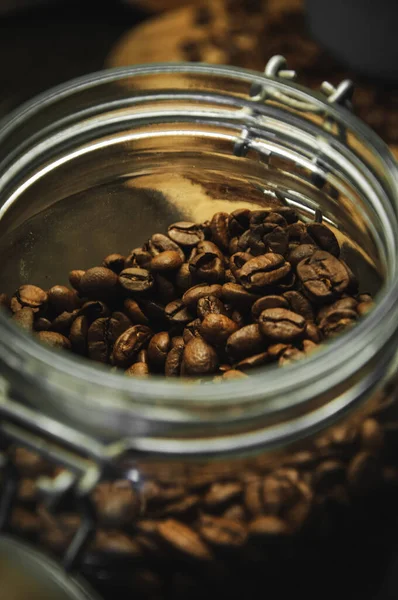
[[0, 60, 398, 599]]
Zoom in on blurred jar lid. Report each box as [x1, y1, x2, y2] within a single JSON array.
[[0, 535, 100, 600]]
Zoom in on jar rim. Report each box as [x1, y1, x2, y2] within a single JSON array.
[[0, 62, 397, 442]]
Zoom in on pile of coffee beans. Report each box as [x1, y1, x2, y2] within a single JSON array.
[[0, 206, 373, 379]]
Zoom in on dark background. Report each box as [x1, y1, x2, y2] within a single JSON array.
[[0, 0, 145, 117]]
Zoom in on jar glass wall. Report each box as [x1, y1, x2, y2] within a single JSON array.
[[0, 64, 398, 598]]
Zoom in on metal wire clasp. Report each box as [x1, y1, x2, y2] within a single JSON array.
[[233, 54, 355, 156]]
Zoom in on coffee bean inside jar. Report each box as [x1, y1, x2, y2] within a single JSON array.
[[0, 207, 375, 380]]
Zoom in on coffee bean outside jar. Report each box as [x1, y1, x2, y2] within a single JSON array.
[[0, 62, 397, 600]]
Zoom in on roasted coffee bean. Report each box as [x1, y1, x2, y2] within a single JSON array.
[[283, 290, 314, 321], [12, 307, 34, 331], [137, 348, 149, 363], [268, 343, 291, 361], [93, 531, 142, 555], [68, 269, 85, 291], [259, 308, 306, 343], [92, 480, 141, 526], [297, 250, 351, 303], [268, 343, 306, 365], [278, 346, 306, 365], [182, 338, 219, 376], [148, 331, 171, 369], [226, 324, 265, 361], [125, 362, 149, 377], [189, 251, 225, 283], [222, 283, 259, 309], [112, 325, 153, 368], [239, 254, 291, 292], [307, 223, 340, 257], [168, 221, 205, 247], [165, 299, 193, 325], [36, 331, 71, 350], [221, 369, 248, 379], [50, 310, 79, 334], [357, 301, 373, 316], [182, 284, 223, 308], [199, 514, 247, 547], [176, 263, 194, 291], [288, 243, 318, 268], [124, 298, 149, 325], [11, 285, 48, 313], [34, 317, 52, 331], [251, 295, 289, 320], [79, 267, 119, 300], [228, 208, 251, 237], [225, 271, 236, 284], [102, 253, 126, 274], [248, 515, 290, 538], [119, 268, 154, 294], [261, 470, 301, 514], [235, 351, 269, 370], [357, 292, 373, 303], [304, 322, 322, 343], [171, 336, 185, 349], [150, 251, 184, 273], [302, 339, 319, 354], [229, 252, 252, 277], [360, 418, 384, 452], [286, 221, 306, 242], [148, 233, 185, 262], [262, 224, 289, 256], [165, 345, 184, 377], [125, 247, 152, 270], [141, 300, 166, 323], [200, 314, 238, 346], [319, 309, 358, 338], [196, 240, 225, 263], [204, 482, 242, 509], [88, 316, 130, 363], [69, 315, 88, 355], [264, 211, 288, 227], [183, 319, 202, 344], [48, 285, 80, 314], [79, 300, 110, 323], [209, 212, 230, 250], [157, 519, 212, 560], [317, 297, 357, 321], [196, 295, 226, 320], [238, 227, 264, 255], [158, 495, 200, 520], [228, 237, 240, 255]]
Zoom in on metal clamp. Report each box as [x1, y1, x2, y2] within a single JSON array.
[[234, 54, 355, 157]]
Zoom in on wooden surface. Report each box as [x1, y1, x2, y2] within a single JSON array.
[[107, 0, 398, 156]]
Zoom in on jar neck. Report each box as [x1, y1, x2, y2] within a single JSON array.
[[0, 64, 397, 457]]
